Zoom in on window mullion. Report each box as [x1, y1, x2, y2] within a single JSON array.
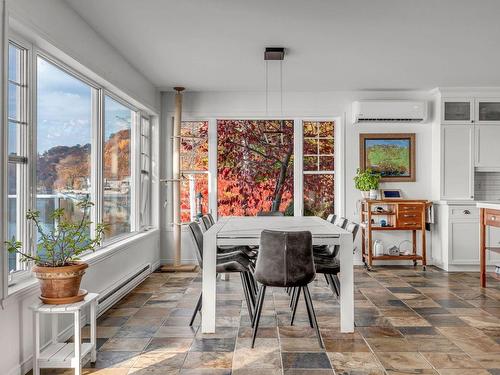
[[92, 89, 104, 238]]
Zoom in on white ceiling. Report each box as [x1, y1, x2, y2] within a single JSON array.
[[64, 0, 500, 92]]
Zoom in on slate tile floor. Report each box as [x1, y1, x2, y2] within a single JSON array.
[[32, 266, 500, 374]]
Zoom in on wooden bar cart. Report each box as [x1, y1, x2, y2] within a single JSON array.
[[360, 199, 432, 270]]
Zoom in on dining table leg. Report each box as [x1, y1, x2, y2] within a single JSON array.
[[202, 227, 217, 333], [339, 232, 354, 333]]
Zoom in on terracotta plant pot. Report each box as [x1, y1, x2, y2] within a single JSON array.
[[32, 262, 88, 304]]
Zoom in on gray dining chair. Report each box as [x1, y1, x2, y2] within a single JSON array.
[[187, 222, 256, 324], [252, 230, 323, 348]]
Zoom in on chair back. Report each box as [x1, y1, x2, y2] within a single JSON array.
[[333, 216, 348, 229], [188, 222, 204, 268], [255, 230, 315, 287], [201, 216, 212, 231], [332, 220, 360, 258], [206, 213, 216, 225], [326, 214, 336, 223], [257, 211, 284, 217]]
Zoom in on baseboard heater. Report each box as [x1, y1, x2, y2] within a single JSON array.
[[97, 264, 151, 316]]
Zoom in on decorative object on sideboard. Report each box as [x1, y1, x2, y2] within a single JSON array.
[[373, 240, 384, 256], [354, 168, 381, 199], [381, 189, 403, 199], [359, 133, 416, 182], [5, 199, 106, 304]]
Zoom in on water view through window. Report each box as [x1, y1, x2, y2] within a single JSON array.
[[36, 57, 93, 242], [103, 96, 133, 238]]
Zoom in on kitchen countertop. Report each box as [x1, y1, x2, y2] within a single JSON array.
[[476, 201, 500, 210]]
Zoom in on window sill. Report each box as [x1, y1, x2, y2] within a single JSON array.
[[2, 228, 159, 309]]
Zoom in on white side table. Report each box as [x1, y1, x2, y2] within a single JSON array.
[[31, 293, 99, 375]]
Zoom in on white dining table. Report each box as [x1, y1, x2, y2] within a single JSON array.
[[201, 216, 354, 333]]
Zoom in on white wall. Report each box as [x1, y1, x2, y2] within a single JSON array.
[[160, 90, 434, 265], [0, 1, 162, 374]]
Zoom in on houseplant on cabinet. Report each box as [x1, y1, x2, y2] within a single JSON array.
[[5, 199, 106, 304], [354, 168, 381, 199]]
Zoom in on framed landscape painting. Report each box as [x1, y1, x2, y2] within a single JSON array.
[[359, 133, 416, 182]]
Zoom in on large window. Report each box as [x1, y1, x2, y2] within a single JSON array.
[[36, 56, 93, 239], [7, 42, 28, 273], [303, 121, 335, 218], [180, 121, 208, 222], [3, 37, 156, 290], [217, 120, 294, 216], [103, 96, 134, 238]]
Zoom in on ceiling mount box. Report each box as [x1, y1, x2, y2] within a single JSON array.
[[352, 100, 427, 123]]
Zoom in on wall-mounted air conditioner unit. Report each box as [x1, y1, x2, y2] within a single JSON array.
[[352, 100, 427, 124]]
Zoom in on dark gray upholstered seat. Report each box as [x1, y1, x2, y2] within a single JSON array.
[[251, 230, 323, 348], [256, 211, 284, 216], [255, 230, 315, 287], [187, 222, 257, 325]]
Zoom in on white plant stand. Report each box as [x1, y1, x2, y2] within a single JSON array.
[[31, 293, 99, 375]]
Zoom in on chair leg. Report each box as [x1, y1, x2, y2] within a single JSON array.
[[290, 287, 301, 326], [303, 285, 324, 348], [289, 287, 298, 308], [240, 273, 254, 322], [244, 271, 257, 307], [326, 274, 339, 297], [332, 275, 341, 296], [324, 274, 330, 285], [189, 293, 202, 327], [251, 285, 266, 348]]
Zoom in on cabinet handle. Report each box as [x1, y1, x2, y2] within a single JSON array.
[[463, 210, 471, 215], [403, 214, 416, 218]]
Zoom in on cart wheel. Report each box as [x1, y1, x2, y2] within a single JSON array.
[[413, 260, 417, 267], [422, 266, 427, 271]]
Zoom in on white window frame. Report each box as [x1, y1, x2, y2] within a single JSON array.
[[3, 30, 158, 295], [179, 119, 210, 223], [178, 116, 344, 221], [102, 91, 140, 243], [6, 37, 31, 286]]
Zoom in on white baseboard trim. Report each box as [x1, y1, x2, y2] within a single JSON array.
[[160, 258, 198, 265]]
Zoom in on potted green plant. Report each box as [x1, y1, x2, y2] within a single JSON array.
[[354, 168, 381, 199], [5, 199, 106, 304]]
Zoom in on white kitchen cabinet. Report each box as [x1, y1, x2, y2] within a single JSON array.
[[441, 124, 474, 200], [449, 219, 480, 265], [476, 98, 500, 124], [442, 98, 474, 124], [475, 124, 500, 170]]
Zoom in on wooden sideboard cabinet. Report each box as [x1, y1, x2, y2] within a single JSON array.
[[360, 199, 432, 270]]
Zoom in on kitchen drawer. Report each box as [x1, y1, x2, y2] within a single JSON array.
[[449, 206, 479, 219], [485, 209, 500, 228], [398, 212, 420, 220]]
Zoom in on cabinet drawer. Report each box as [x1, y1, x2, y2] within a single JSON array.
[[397, 217, 422, 228], [398, 204, 423, 213], [449, 206, 479, 219], [485, 209, 500, 228]]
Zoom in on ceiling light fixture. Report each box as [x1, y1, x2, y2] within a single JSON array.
[[264, 47, 286, 115]]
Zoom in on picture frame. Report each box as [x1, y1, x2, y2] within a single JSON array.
[[380, 189, 403, 199], [359, 133, 416, 182]]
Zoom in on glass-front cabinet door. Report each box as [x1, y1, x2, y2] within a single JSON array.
[[442, 98, 474, 124], [476, 99, 500, 124]]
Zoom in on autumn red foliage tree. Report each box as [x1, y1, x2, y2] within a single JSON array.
[[217, 120, 294, 216]]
